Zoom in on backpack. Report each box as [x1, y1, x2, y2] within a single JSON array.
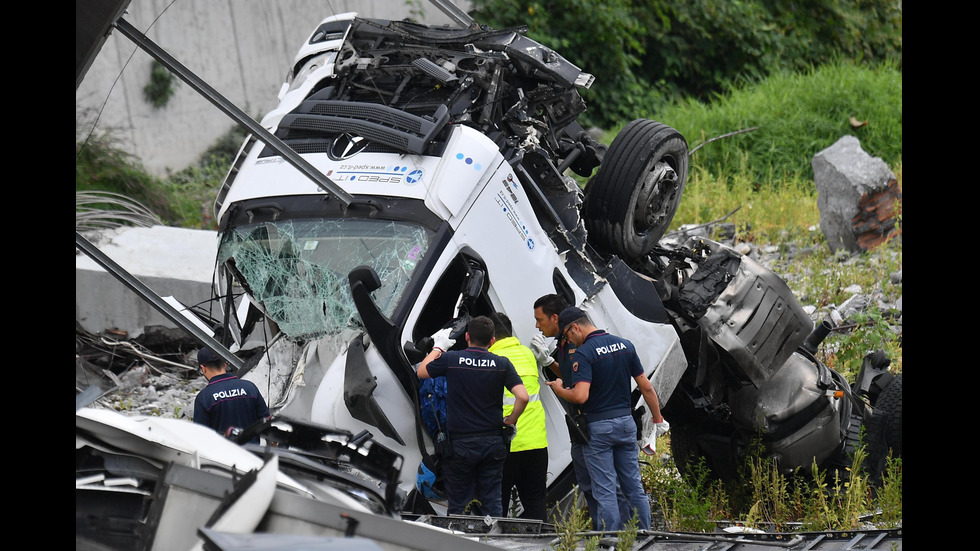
[[416, 376, 449, 501], [419, 376, 448, 443], [416, 452, 446, 501]]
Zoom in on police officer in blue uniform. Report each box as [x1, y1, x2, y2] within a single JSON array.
[[531, 294, 633, 529], [417, 315, 529, 517], [193, 345, 271, 444], [545, 307, 666, 532]]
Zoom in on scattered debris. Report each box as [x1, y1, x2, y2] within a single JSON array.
[[76, 1, 902, 549]]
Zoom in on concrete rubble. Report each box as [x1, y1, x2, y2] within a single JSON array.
[[75, 225, 219, 339], [812, 135, 902, 254]]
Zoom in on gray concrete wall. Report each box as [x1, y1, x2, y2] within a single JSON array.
[[76, 225, 220, 338], [76, 0, 472, 177]]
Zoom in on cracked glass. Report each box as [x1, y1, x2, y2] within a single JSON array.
[[218, 218, 433, 340]]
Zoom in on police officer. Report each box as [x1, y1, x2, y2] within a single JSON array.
[[417, 315, 529, 517], [489, 312, 549, 521], [545, 307, 666, 532], [193, 345, 270, 444], [531, 294, 632, 528]]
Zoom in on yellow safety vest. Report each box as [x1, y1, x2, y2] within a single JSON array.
[[490, 336, 548, 452]]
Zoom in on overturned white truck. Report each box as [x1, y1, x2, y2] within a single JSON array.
[[206, 8, 901, 518]]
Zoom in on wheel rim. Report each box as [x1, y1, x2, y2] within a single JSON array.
[[632, 160, 679, 234]]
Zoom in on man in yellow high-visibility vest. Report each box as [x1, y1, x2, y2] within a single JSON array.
[[490, 312, 549, 522]]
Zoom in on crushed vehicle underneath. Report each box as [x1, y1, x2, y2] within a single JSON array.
[[204, 10, 902, 512], [76, 3, 902, 548]]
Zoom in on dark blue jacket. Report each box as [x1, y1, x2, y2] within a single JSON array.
[[425, 347, 522, 437], [569, 330, 642, 422], [194, 372, 270, 442]]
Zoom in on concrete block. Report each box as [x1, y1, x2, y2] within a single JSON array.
[[76, 225, 219, 338], [812, 136, 901, 254]]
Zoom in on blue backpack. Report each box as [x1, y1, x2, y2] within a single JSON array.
[[417, 376, 449, 501], [419, 376, 448, 442]]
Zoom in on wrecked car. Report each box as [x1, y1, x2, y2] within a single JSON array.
[[198, 5, 902, 518], [74, 2, 901, 534], [209, 11, 687, 516]]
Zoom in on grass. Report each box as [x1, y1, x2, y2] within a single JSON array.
[[644, 58, 902, 186], [75, 118, 176, 223], [634, 433, 902, 533], [76, 110, 246, 230], [550, 487, 601, 550]]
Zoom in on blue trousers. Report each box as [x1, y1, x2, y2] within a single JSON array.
[[582, 415, 651, 531], [571, 439, 633, 529], [444, 435, 508, 516]]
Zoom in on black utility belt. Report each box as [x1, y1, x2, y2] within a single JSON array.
[[585, 409, 632, 423], [451, 430, 501, 439]]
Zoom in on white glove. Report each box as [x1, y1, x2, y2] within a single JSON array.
[[640, 419, 669, 456], [529, 333, 554, 369], [431, 327, 455, 352], [503, 423, 517, 443]]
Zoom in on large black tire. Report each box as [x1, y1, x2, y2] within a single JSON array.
[[583, 119, 689, 259], [876, 373, 902, 457]]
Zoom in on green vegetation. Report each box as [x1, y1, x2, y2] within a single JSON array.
[[550, 435, 903, 539], [75, 115, 246, 230], [143, 60, 179, 108], [75, 121, 176, 222], [650, 59, 902, 185], [617, 513, 639, 549], [551, 437, 902, 540], [873, 453, 903, 528], [469, 0, 901, 129], [640, 434, 902, 532], [550, 487, 601, 550], [78, 15, 901, 534]]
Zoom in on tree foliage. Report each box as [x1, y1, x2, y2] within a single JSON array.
[[468, 0, 902, 129]]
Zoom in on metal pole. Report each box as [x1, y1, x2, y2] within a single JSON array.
[[75, 231, 244, 371], [112, 17, 355, 207], [427, 0, 475, 27]]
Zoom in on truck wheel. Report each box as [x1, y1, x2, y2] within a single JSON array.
[[583, 119, 688, 259], [876, 373, 902, 457]]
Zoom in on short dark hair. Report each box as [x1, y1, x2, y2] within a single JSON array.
[[534, 294, 567, 317], [197, 345, 225, 368], [467, 315, 495, 346], [492, 312, 513, 339]]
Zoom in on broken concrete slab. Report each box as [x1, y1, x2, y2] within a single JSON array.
[[812, 136, 902, 254], [76, 225, 219, 338]]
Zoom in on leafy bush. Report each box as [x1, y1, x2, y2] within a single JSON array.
[[632, 0, 902, 104], [468, 0, 902, 129], [143, 60, 178, 108]]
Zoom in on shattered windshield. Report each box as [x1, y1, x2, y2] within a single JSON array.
[[218, 218, 433, 340]]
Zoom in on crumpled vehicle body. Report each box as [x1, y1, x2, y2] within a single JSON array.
[[207, 7, 901, 518]]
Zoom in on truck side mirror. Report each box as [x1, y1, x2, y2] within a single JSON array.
[[348, 264, 382, 292]]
